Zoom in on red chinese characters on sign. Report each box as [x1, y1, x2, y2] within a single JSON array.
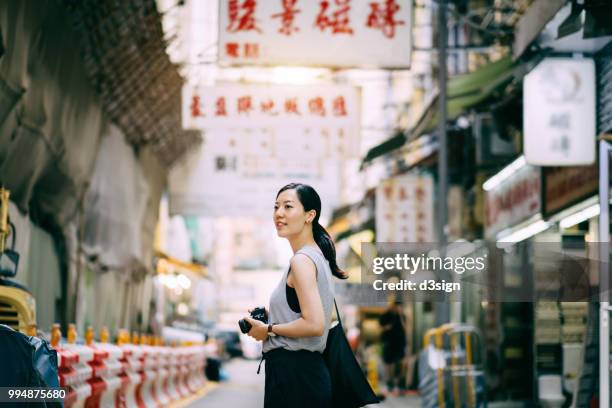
[[271, 0, 301, 36], [190, 95, 204, 118], [260, 99, 279, 115], [244, 43, 260, 58], [398, 186, 407, 201], [383, 184, 393, 200], [308, 97, 326, 116], [226, 0, 262, 33], [190, 94, 353, 120], [237, 96, 254, 114], [485, 173, 541, 230], [284, 98, 301, 115], [415, 186, 425, 201], [215, 97, 228, 116], [225, 42, 260, 58], [332, 96, 347, 116], [226, 43, 240, 58], [366, 0, 405, 38], [314, 0, 354, 35]]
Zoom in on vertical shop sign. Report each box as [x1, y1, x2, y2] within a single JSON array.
[[484, 165, 541, 237], [524, 58, 596, 166], [375, 173, 435, 242], [218, 0, 412, 68]]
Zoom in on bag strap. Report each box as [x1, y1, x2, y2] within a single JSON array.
[[333, 299, 343, 327]]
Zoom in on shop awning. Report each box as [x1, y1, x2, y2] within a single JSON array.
[[155, 250, 209, 278], [360, 56, 516, 168], [411, 56, 516, 139], [360, 131, 407, 168]]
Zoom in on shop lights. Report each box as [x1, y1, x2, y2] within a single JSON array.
[[482, 155, 527, 191], [560, 204, 600, 229], [176, 274, 192, 290], [496, 219, 551, 247], [158, 273, 192, 290], [176, 302, 189, 316]]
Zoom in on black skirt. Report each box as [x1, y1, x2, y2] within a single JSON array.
[[263, 348, 332, 408]]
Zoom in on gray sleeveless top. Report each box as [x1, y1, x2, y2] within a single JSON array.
[[263, 245, 335, 353]]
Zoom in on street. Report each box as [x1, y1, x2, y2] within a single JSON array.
[[1, 1, 610, 406], [186, 359, 421, 408]]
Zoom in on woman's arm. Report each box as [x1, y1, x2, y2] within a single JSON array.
[[244, 254, 325, 341]]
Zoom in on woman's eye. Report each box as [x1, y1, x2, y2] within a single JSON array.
[[285, 205, 292, 209]]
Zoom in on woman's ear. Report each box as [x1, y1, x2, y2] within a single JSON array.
[[307, 210, 317, 224]]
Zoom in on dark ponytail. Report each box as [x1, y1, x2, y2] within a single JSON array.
[[312, 221, 347, 279], [277, 183, 348, 280]]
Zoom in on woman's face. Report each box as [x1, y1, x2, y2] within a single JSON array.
[[274, 189, 312, 238]]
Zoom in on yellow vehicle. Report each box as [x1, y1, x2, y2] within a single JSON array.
[[0, 188, 36, 334]]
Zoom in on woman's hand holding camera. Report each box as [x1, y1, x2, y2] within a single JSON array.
[[244, 316, 269, 341]]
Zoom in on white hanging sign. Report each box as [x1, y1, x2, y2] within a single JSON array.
[[172, 83, 359, 217], [168, 133, 341, 217], [182, 84, 361, 158], [218, 0, 412, 68], [523, 58, 596, 166]]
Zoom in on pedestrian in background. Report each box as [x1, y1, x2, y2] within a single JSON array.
[[379, 299, 407, 396]]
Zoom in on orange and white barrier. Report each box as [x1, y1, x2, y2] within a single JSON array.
[[50, 325, 208, 408]]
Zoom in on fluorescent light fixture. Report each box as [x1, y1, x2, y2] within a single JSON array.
[[483, 155, 527, 192], [560, 204, 600, 229], [496, 220, 551, 246]]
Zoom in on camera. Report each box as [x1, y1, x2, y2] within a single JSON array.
[[238, 306, 268, 334]]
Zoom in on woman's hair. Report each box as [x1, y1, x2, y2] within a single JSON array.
[[277, 183, 348, 280]]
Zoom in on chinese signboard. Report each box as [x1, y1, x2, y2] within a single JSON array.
[[218, 0, 412, 68], [183, 84, 361, 158], [375, 173, 435, 243], [171, 83, 359, 217], [485, 165, 541, 238], [524, 58, 596, 166], [542, 165, 598, 217], [168, 131, 342, 217]]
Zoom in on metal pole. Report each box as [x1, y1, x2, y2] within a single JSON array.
[[599, 139, 610, 408], [436, 0, 449, 325]]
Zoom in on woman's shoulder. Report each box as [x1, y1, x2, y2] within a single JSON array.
[[295, 244, 325, 261], [290, 252, 315, 269]]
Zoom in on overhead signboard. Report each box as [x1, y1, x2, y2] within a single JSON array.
[[218, 0, 412, 68], [485, 165, 541, 237], [375, 173, 435, 243], [182, 84, 361, 158], [542, 165, 598, 217], [524, 58, 596, 166], [171, 83, 360, 218], [169, 134, 342, 218]]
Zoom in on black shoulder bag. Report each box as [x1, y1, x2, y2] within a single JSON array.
[[323, 300, 379, 407]]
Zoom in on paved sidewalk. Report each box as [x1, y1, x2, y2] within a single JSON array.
[[186, 358, 421, 408]]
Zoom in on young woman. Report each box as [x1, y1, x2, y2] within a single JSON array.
[[243, 183, 347, 408]]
